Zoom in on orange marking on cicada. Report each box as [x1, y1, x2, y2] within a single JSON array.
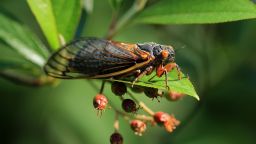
[[110, 41, 147, 61], [156, 64, 165, 77], [140, 53, 148, 60], [156, 63, 181, 79], [161, 50, 169, 59], [111, 41, 137, 52]]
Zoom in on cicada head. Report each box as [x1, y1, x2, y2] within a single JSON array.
[[137, 42, 175, 67], [157, 45, 175, 65]]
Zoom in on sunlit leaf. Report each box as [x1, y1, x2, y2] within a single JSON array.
[[0, 61, 23, 69], [109, 0, 123, 10], [0, 42, 45, 80], [27, 0, 82, 49], [52, 0, 82, 41], [109, 69, 199, 100], [84, 0, 94, 13], [0, 13, 48, 67], [27, 0, 60, 49], [135, 0, 256, 24]]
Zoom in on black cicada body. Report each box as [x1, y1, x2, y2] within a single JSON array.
[[44, 37, 180, 87]]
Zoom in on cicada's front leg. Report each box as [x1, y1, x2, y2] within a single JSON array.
[[155, 63, 182, 89], [157, 63, 182, 79], [156, 64, 170, 89], [131, 66, 154, 87]]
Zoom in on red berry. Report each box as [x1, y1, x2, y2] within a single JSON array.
[[166, 91, 185, 101], [130, 120, 147, 136], [111, 82, 127, 96], [110, 132, 123, 144], [93, 94, 108, 110], [153, 111, 170, 125], [122, 99, 138, 113]]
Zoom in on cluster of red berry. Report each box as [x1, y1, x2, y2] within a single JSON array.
[[93, 82, 184, 144]]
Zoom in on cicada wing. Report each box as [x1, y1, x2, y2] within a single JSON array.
[[44, 38, 151, 79], [43, 39, 87, 79]]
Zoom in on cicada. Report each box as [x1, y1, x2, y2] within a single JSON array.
[[44, 37, 181, 88]]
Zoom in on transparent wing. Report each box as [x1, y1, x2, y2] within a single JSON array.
[[44, 38, 151, 79]]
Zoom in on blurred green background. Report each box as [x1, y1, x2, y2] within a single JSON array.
[[1, 0, 256, 144]]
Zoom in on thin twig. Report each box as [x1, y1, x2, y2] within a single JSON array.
[[0, 71, 56, 87], [99, 81, 106, 94], [113, 111, 120, 132], [114, 108, 153, 122], [106, 0, 148, 39]]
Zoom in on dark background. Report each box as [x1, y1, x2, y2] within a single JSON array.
[[1, 0, 256, 144]]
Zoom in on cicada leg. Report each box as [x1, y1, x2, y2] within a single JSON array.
[[115, 70, 141, 79], [148, 63, 172, 83], [159, 63, 182, 79], [148, 63, 182, 89], [164, 70, 170, 90], [175, 64, 182, 80], [131, 66, 154, 87], [148, 75, 156, 82], [155, 63, 182, 90]]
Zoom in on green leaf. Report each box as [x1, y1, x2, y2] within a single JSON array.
[[135, 0, 256, 24], [52, 0, 82, 42], [0, 61, 24, 69], [109, 0, 123, 10], [27, 0, 60, 49], [109, 69, 199, 100], [84, 0, 94, 13], [0, 47, 32, 70], [27, 0, 82, 49], [0, 63, 42, 78], [0, 43, 53, 86], [0, 13, 49, 67]]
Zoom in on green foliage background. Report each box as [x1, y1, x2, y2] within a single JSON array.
[[1, 0, 256, 144]]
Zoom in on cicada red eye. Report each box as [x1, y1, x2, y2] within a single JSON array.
[[161, 50, 169, 59]]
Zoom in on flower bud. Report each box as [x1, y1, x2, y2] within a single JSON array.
[[130, 86, 144, 93], [154, 111, 180, 133], [111, 82, 127, 96], [153, 111, 170, 125], [122, 99, 138, 113], [144, 87, 163, 101], [130, 120, 147, 136], [110, 132, 123, 144], [93, 94, 108, 110]]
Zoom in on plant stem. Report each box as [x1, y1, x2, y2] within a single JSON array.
[[0, 71, 56, 87], [99, 81, 106, 94], [106, 0, 148, 39], [114, 111, 120, 132], [115, 108, 153, 122]]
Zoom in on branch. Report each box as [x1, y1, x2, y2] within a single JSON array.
[[106, 0, 148, 39]]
